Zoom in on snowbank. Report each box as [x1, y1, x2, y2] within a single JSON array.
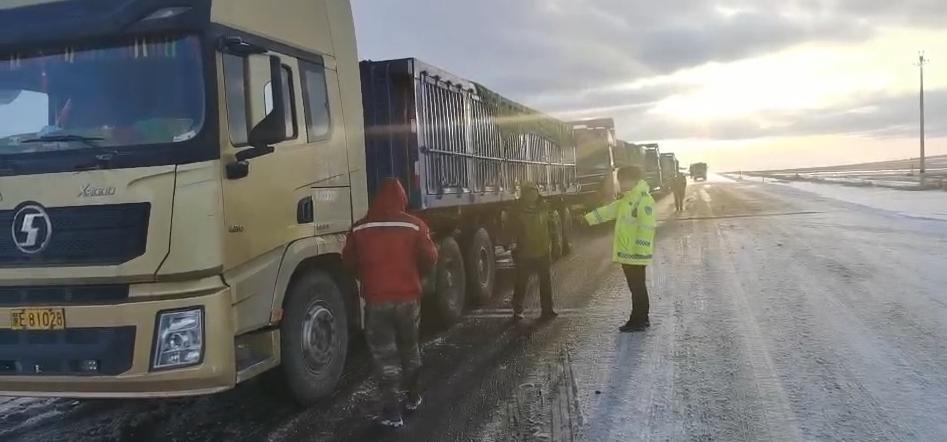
[[774, 180, 947, 221]]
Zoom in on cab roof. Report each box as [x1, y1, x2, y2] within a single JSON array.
[[0, 0, 211, 51]]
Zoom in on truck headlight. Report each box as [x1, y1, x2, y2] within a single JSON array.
[[152, 308, 204, 370]]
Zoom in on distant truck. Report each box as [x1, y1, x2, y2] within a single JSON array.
[[690, 163, 708, 181], [660, 153, 680, 190], [0, 0, 579, 405], [640, 143, 664, 192], [571, 118, 620, 206], [614, 140, 644, 170]]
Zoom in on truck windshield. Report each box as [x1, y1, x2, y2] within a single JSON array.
[[645, 151, 659, 169], [0, 35, 204, 155], [576, 133, 612, 171]]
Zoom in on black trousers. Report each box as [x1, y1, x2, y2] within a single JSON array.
[[622, 264, 650, 320], [512, 255, 554, 314], [673, 190, 685, 211]]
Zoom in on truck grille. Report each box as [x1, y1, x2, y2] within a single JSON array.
[[0, 203, 150, 267], [0, 285, 129, 307], [0, 327, 135, 376]]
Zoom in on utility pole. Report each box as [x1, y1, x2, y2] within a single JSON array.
[[918, 52, 927, 186]]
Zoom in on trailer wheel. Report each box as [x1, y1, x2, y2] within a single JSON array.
[[465, 228, 495, 306], [275, 269, 348, 406], [549, 210, 564, 260], [560, 207, 573, 256], [433, 237, 466, 326]]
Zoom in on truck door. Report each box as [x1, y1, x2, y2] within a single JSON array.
[[219, 47, 354, 264], [219, 51, 315, 273], [301, 60, 353, 236]]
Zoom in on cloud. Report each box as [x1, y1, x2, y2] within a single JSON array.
[[635, 11, 869, 72], [832, 0, 947, 26], [352, 0, 874, 102], [352, 0, 946, 163], [612, 88, 947, 141]]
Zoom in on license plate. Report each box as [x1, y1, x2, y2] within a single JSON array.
[[10, 308, 66, 330]]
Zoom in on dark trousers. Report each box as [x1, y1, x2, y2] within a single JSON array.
[[512, 255, 554, 314], [365, 301, 421, 411], [622, 264, 650, 320], [673, 190, 685, 211]]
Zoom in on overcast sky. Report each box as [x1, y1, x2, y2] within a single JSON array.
[[352, 0, 946, 171]]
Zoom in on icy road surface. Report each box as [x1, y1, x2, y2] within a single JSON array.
[[3, 178, 947, 441]]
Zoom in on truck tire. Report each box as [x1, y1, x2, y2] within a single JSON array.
[[560, 207, 573, 256], [434, 237, 466, 326], [465, 228, 495, 306], [276, 269, 349, 406], [549, 210, 564, 260]]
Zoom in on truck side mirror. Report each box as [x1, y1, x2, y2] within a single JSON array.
[[241, 54, 286, 160]]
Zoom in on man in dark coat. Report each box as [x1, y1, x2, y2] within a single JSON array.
[[509, 182, 558, 321]]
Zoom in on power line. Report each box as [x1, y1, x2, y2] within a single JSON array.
[[917, 52, 927, 183]]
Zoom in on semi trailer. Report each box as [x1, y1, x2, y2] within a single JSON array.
[[360, 57, 580, 310], [614, 140, 644, 170], [640, 143, 663, 192], [0, 0, 579, 405], [570, 118, 620, 206], [660, 152, 680, 189]]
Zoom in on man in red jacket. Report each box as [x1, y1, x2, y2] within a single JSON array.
[[343, 178, 438, 429]]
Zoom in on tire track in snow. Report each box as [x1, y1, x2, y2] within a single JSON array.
[[713, 182, 922, 440], [733, 190, 947, 439], [711, 223, 803, 441]]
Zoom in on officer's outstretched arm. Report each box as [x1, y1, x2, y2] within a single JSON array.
[[584, 200, 619, 226]]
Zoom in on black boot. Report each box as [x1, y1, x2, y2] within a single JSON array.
[[376, 406, 404, 429], [619, 317, 650, 332], [404, 391, 423, 413]]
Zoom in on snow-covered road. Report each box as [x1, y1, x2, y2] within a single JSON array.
[[482, 179, 947, 441], [3, 179, 946, 441]]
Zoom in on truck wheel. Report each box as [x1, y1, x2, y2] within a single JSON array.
[[549, 211, 564, 260], [276, 270, 349, 406], [560, 207, 573, 256], [465, 228, 495, 306], [434, 237, 466, 326]]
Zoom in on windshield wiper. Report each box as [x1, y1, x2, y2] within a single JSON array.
[[18, 135, 121, 170], [22, 134, 104, 148]]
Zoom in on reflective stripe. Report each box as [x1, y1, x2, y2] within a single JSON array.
[[636, 240, 651, 247], [593, 209, 605, 224], [618, 252, 653, 260], [353, 222, 420, 232]]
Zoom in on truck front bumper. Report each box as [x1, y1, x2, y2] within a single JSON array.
[[0, 284, 236, 398]]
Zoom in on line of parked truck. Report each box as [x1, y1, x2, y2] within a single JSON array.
[[0, 0, 704, 405]]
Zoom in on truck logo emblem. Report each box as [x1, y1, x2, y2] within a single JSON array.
[[12, 203, 52, 255], [78, 184, 116, 198]]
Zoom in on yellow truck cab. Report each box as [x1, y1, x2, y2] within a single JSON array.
[[0, 0, 368, 404]]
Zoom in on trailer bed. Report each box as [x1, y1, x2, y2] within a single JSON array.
[[360, 58, 578, 211]]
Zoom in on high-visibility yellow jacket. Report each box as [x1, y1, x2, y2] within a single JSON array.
[[584, 180, 656, 266]]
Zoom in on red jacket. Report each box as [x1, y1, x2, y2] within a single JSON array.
[[343, 178, 438, 304]]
